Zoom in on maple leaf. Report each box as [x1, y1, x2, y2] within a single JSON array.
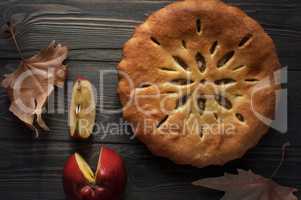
[[193, 169, 298, 200], [1, 40, 68, 136]]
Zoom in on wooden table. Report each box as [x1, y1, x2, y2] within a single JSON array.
[[0, 0, 300, 199]]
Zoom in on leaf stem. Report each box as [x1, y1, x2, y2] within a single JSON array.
[[271, 142, 290, 178], [7, 22, 24, 60]]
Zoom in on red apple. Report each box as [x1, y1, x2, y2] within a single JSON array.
[[69, 77, 96, 139], [63, 146, 127, 200]]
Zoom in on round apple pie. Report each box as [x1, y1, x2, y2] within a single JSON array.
[[117, 0, 280, 167]]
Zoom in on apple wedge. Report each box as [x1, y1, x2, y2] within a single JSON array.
[[63, 146, 127, 200], [69, 77, 96, 139]]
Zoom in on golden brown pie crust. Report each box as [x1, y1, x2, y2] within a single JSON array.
[[117, 0, 280, 167]]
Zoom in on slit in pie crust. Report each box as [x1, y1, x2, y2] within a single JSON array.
[[117, 0, 280, 167]]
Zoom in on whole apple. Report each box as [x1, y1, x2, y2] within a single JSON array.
[[63, 146, 127, 200]]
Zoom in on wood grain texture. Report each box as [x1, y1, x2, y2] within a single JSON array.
[[0, 0, 300, 68], [0, 141, 300, 200], [0, 0, 300, 199]]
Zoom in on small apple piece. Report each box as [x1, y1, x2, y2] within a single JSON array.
[[69, 78, 96, 139], [63, 146, 127, 200], [80, 186, 95, 200]]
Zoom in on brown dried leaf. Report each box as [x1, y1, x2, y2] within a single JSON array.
[[193, 169, 298, 200], [1, 41, 68, 136]]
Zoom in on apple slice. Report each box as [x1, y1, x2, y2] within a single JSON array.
[[75, 153, 95, 184], [63, 146, 127, 200], [69, 77, 96, 139]]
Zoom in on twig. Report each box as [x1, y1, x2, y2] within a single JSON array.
[[6, 21, 24, 60], [271, 142, 290, 178]]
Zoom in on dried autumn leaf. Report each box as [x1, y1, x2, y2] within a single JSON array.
[[1, 41, 68, 135], [193, 169, 298, 200]]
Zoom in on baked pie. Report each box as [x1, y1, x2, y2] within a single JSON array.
[[117, 0, 280, 167]]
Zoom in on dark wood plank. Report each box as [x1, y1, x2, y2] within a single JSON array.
[[0, 1, 300, 200], [0, 141, 299, 200], [0, 0, 300, 69]]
